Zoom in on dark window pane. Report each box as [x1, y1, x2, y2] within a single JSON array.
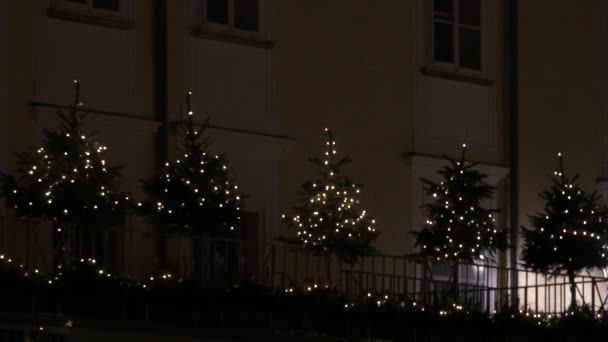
[[207, 0, 228, 25], [65, 0, 87, 3], [234, 0, 259, 32], [434, 22, 454, 63], [433, 0, 453, 20], [459, 0, 480, 27], [92, 0, 120, 12], [459, 28, 481, 69]]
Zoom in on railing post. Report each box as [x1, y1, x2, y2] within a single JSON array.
[[524, 270, 528, 312], [422, 259, 428, 307], [404, 257, 408, 296], [338, 258, 343, 292], [270, 244, 276, 289], [485, 262, 490, 313], [381, 255, 386, 293], [0, 216, 4, 252], [592, 277, 596, 313], [294, 248, 299, 286], [359, 257, 364, 298], [392, 256, 397, 296], [535, 273, 538, 313], [345, 271, 350, 300], [371, 255, 376, 291], [25, 221, 31, 267]]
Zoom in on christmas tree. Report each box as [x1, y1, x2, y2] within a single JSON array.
[[412, 145, 507, 290], [281, 128, 378, 264], [521, 153, 608, 309], [138, 91, 243, 237], [0, 81, 128, 266]]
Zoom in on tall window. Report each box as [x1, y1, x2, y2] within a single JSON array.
[[203, 0, 263, 35], [432, 0, 482, 71]]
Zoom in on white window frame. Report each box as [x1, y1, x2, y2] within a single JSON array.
[[197, 0, 269, 40], [428, 0, 485, 76], [51, 0, 131, 20]]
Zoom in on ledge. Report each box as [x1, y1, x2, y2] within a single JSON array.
[[405, 153, 509, 185], [420, 66, 494, 86], [46, 7, 135, 30], [29, 101, 160, 133], [191, 28, 275, 49]]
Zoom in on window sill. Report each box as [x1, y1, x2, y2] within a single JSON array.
[[420, 67, 493, 86], [191, 28, 275, 49], [46, 7, 135, 30]]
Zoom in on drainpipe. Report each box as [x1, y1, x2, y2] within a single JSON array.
[[506, 0, 519, 308], [155, 0, 169, 165], [154, 0, 168, 265]]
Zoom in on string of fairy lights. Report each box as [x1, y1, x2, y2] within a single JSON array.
[[282, 128, 376, 252], [1, 246, 603, 322], [2, 81, 608, 323], [2, 139, 608, 324], [522, 153, 608, 270], [7, 80, 128, 226], [137, 91, 242, 234], [542, 153, 604, 247], [418, 144, 505, 262]]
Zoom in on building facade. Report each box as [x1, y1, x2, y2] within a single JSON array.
[[0, 0, 607, 307]]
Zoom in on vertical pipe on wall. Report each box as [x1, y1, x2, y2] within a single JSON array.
[[506, 0, 519, 308], [154, 0, 169, 265], [155, 0, 169, 164]]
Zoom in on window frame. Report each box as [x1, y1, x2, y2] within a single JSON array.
[[428, 0, 485, 77], [50, 0, 132, 22], [197, 0, 269, 40]]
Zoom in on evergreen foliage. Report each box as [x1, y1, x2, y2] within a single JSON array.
[[138, 92, 243, 237], [413, 145, 507, 264], [0, 81, 128, 227], [281, 128, 378, 263], [521, 153, 608, 308]]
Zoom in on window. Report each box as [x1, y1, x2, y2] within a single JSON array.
[[431, 0, 482, 72], [58, 0, 122, 13], [50, 0, 132, 23], [63, 0, 121, 11], [201, 0, 265, 37]]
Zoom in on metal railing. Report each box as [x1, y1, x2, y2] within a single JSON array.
[[1, 219, 608, 316]]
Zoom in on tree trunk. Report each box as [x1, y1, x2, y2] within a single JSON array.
[[451, 261, 460, 303], [52, 222, 66, 273], [156, 234, 167, 268], [325, 254, 332, 286], [191, 237, 203, 283], [567, 269, 577, 310]]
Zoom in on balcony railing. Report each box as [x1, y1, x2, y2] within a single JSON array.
[[1, 218, 607, 316]]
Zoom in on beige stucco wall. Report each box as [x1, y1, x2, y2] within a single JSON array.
[[0, 0, 286, 273], [518, 0, 607, 238], [2, 0, 606, 278], [276, 1, 416, 255]]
